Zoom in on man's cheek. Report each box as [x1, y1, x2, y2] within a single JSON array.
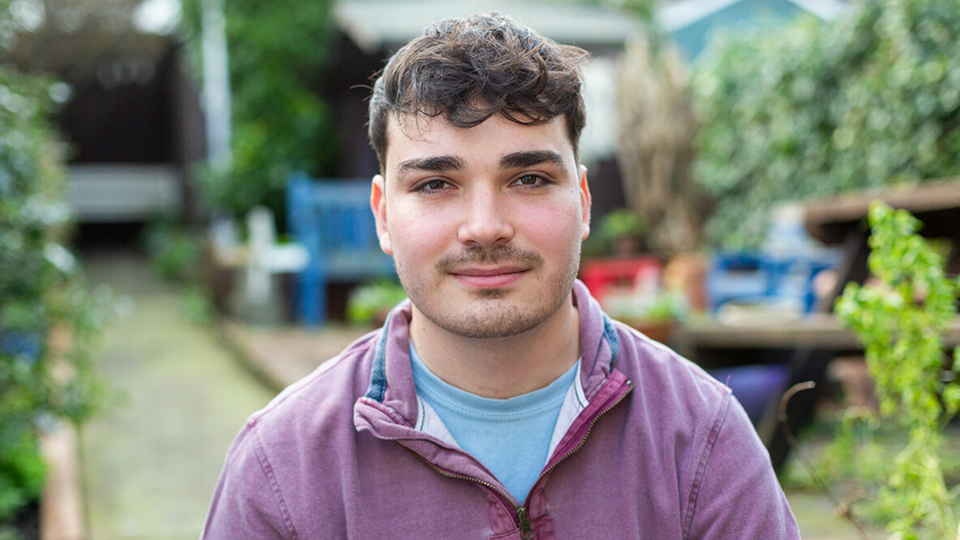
[[391, 216, 447, 256], [525, 207, 581, 244]]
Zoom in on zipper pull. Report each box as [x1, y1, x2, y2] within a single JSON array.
[[516, 506, 533, 538]]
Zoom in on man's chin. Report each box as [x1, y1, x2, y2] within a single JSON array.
[[419, 295, 553, 339], [436, 315, 541, 340]]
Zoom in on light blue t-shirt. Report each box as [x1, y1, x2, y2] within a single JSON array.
[[410, 344, 579, 502]]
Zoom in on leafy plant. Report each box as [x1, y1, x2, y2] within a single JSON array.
[[142, 216, 218, 328], [179, 287, 215, 327], [834, 202, 960, 539], [0, 63, 111, 530], [597, 209, 648, 242], [179, 0, 338, 221], [693, 0, 960, 249], [602, 289, 686, 324], [0, 429, 46, 518], [142, 215, 203, 283], [346, 281, 407, 327]]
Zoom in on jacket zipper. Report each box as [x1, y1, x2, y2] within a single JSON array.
[[401, 378, 633, 536], [517, 506, 533, 537], [401, 447, 522, 516], [524, 379, 634, 505]]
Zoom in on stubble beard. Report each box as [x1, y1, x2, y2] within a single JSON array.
[[396, 243, 581, 339]]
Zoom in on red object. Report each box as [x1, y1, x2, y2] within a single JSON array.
[[579, 256, 662, 303]]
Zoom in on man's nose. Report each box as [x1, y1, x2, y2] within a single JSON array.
[[457, 188, 514, 248]]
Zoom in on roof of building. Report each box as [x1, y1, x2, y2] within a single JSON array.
[[333, 0, 641, 53], [657, 0, 847, 32]]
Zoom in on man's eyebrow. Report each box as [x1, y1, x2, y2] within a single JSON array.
[[499, 150, 566, 170], [397, 155, 465, 174]]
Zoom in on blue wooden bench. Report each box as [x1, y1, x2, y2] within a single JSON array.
[[286, 173, 396, 327]]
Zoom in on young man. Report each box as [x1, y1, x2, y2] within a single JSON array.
[[202, 13, 800, 539]]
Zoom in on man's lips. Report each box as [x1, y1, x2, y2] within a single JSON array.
[[451, 266, 526, 277], [449, 266, 528, 288]]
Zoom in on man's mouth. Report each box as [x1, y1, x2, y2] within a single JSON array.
[[449, 266, 528, 288]]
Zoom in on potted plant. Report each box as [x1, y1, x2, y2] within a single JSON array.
[[601, 288, 687, 343], [595, 209, 648, 257], [346, 280, 407, 328]]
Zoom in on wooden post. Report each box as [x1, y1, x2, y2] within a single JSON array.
[[40, 423, 85, 540]]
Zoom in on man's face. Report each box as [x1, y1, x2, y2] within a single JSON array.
[[371, 113, 591, 339]]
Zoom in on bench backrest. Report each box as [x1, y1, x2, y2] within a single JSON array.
[[287, 173, 393, 277]]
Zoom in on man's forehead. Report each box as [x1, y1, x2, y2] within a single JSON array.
[[386, 113, 446, 144], [383, 113, 572, 164]]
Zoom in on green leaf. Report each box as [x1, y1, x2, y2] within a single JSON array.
[[944, 386, 960, 416]]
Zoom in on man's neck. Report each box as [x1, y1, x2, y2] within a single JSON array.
[[408, 295, 581, 399]]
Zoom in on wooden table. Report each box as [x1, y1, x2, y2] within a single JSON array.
[[676, 178, 960, 471], [677, 313, 859, 357], [805, 177, 960, 310], [678, 313, 960, 356], [675, 314, 960, 471]]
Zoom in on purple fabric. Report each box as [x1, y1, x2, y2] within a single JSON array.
[[201, 281, 800, 539]]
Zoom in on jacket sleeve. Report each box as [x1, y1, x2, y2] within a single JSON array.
[[201, 423, 293, 540], [684, 395, 801, 539]]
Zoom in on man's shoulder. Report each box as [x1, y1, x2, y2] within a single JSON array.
[[609, 318, 732, 412], [604, 318, 769, 492], [206, 329, 387, 536], [245, 329, 381, 436]]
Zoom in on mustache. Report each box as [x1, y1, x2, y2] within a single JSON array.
[[436, 245, 543, 272]]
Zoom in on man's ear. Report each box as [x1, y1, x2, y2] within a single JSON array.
[[578, 165, 592, 241], [370, 174, 393, 255]]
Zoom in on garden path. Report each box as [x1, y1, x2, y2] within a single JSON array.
[[78, 250, 276, 540]]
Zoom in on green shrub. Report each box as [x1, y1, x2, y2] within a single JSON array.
[[834, 202, 960, 539], [693, 0, 960, 249], [0, 428, 46, 518], [346, 281, 407, 327], [597, 209, 648, 244], [0, 64, 111, 529], [180, 0, 338, 221], [142, 216, 203, 283], [179, 287, 215, 327]]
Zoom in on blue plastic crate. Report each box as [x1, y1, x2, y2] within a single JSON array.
[[706, 251, 839, 313]]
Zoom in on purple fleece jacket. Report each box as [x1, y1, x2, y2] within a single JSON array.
[[202, 281, 800, 539]]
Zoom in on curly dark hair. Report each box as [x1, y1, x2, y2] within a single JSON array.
[[367, 13, 588, 172]]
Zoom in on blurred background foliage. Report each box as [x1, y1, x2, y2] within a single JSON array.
[[345, 280, 407, 327], [617, 35, 704, 254], [180, 0, 339, 222], [692, 0, 960, 249], [0, 61, 111, 528]]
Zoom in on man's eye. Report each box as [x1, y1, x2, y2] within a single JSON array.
[[418, 179, 450, 192], [514, 175, 547, 187]]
